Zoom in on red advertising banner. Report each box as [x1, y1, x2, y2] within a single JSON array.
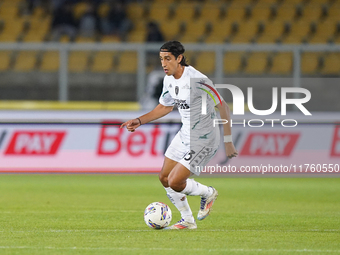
[[5, 131, 66, 155], [330, 125, 340, 157], [240, 133, 300, 157]]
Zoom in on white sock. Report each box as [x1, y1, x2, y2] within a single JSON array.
[[181, 179, 213, 198], [164, 187, 195, 223]]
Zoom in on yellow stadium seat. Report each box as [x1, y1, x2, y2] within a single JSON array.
[[231, 20, 259, 43], [0, 51, 12, 71], [97, 2, 110, 18], [68, 51, 89, 73], [159, 19, 181, 40], [13, 51, 37, 72], [101, 35, 121, 43], [75, 36, 96, 43], [274, 3, 297, 21], [226, 7, 246, 22], [128, 31, 146, 42], [257, 20, 286, 43], [173, 2, 198, 21], [0, 2, 19, 19], [153, 0, 175, 3], [148, 3, 171, 21], [126, 3, 145, 20], [321, 53, 340, 75], [199, 3, 222, 22], [40, 51, 59, 72], [0, 32, 19, 42], [283, 0, 303, 4], [195, 52, 215, 74], [301, 52, 320, 74], [250, 5, 272, 22], [224, 52, 244, 74], [74, 2, 88, 20], [270, 52, 292, 74], [307, 0, 329, 4], [283, 21, 311, 44], [334, 36, 340, 43], [23, 17, 50, 42], [127, 20, 147, 42], [60, 35, 70, 43], [0, 19, 24, 42], [91, 51, 115, 73], [32, 6, 46, 18], [117, 52, 137, 73], [301, 4, 322, 22], [23, 33, 46, 42], [228, 0, 254, 8], [309, 20, 336, 43], [180, 20, 208, 43], [256, 0, 278, 4], [244, 52, 268, 74], [327, 5, 340, 21], [205, 20, 233, 43]]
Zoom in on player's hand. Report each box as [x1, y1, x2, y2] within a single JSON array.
[[120, 119, 141, 132], [225, 142, 238, 159]]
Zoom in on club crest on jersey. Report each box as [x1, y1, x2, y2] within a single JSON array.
[[175, 86, 179, 96]]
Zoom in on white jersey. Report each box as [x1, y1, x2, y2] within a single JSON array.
[[159, 66, 221, 148]]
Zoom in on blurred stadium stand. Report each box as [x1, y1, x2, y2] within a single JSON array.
[[0, 0, 339, 107]]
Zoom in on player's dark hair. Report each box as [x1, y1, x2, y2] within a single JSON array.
[[160, 41, 189, 66]]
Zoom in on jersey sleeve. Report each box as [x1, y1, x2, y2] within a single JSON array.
[[194, 78, 223, 106], [159, 81, 175, 106]]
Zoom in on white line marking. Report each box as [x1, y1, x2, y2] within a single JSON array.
[[0, 229, 338, 233], [0, 210, 141, 214], [0, 246, 338, 253]]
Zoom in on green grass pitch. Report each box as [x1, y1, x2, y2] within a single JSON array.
[[0, 174, 339, 255]]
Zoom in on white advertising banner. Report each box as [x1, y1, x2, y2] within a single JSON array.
[[0, 111, 339, 174]]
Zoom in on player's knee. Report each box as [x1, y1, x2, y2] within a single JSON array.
[[168, 178, 184, 192]]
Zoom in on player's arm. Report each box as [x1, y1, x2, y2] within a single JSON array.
[[120, 104, 173, 132], [215, 100, 238, 159]]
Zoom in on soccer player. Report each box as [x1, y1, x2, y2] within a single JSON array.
[[121, 41, 238, 229]]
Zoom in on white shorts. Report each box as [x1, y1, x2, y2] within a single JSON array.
[[164, 133, 218, 176]]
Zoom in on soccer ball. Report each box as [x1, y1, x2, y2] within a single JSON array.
[[144, 202, 172, 229]]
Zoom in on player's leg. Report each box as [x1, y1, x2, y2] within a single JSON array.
[[158, 156, 177, 188], [168, 162, 213, 198], [159, 157, 195, 226], [177, 147, 219, 221], [165, 162, 217, 229], [170, 163, 218, 221], [163, 162, 197, 229]]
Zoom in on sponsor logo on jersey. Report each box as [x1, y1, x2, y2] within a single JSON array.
[[174, 99, 189, 109]]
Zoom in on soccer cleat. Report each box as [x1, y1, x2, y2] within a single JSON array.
[[164, 219, 197, 230], [197, 187, 218, 220]]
